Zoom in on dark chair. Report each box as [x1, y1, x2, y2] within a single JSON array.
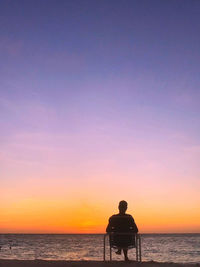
[[103, 232, 142, 261]]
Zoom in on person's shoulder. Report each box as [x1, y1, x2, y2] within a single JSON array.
[[109, 214, 119, 219], [125, 214, 134, 219], [110, 214, 119, 218]]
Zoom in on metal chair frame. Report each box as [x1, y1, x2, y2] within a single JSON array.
[[103, 233, 142, 261]]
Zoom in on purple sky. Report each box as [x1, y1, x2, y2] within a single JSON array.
[[1, 0, 200, 232]]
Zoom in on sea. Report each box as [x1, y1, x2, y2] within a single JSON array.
[[0, 234, 200, 264]]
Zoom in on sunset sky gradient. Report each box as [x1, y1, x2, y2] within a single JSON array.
[[1, 0, 200, 233]]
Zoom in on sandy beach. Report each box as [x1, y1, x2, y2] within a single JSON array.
[[0, 260, 199, 267]]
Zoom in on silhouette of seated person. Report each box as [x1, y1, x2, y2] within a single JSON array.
[[106, 200, 138, 261]]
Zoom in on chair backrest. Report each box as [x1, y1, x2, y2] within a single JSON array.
[[108, 214, 138, 249], [109, 232, 136, 249]]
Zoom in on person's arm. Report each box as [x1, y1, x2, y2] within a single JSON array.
[[106, 217, 113, 233], [129, 216, 138, 233]]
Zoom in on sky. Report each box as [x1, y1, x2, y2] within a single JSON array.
[[0, 0, 200, 233]]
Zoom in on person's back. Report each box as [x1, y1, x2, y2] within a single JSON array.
[[106, 200, 138, 261], [106, 213, 138, 233]]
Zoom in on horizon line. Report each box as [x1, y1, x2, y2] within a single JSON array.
[[1, 232, 200, 235]]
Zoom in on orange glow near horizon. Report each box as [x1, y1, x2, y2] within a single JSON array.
[[1, 168, 200, 234], [1, 192, 200, 233]]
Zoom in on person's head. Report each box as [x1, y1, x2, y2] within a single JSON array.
[[118, 200, 128, 214]]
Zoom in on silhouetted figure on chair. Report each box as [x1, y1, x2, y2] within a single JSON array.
[[106, 200, 138, 261]]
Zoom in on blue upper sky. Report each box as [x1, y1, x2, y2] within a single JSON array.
[[1, 0, 200, 137]]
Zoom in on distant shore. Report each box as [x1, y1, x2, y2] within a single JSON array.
[[0, 260, 199, 267]]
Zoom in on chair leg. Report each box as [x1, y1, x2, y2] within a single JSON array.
[[136, 236, 140, 261], [136, 242, 138, 261], [110, 246, 112, 261], [139, 236, 142, 262], [103, 235, 106, 261]]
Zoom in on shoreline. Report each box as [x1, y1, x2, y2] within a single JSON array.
[[0, 260, 199, 267]]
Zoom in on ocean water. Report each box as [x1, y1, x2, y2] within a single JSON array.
[[0, 234, 200, 263]]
